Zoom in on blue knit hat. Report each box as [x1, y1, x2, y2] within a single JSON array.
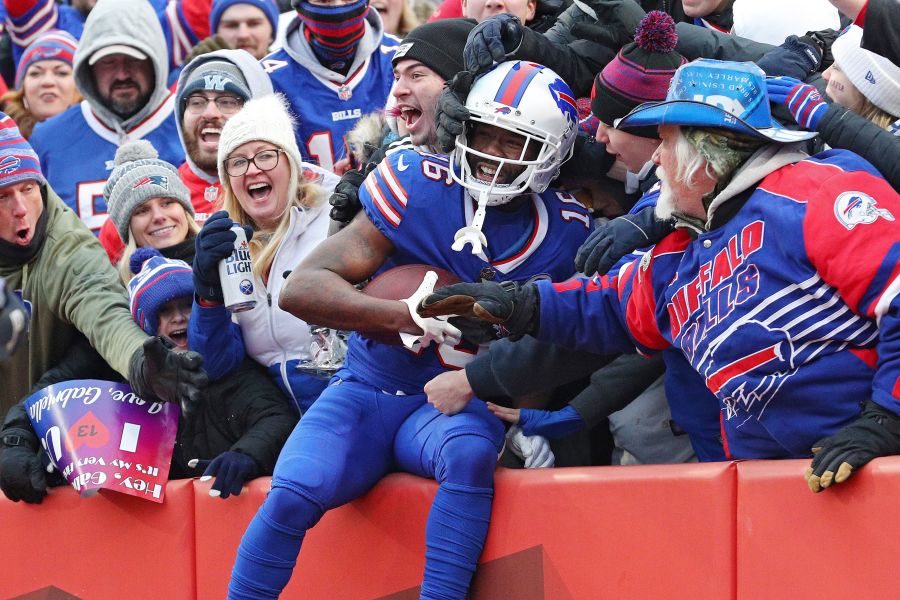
[[127, 248, 194, 335], [0, 113, 46, 188], [209, 0, 279, 37], [15, 30, 78, 89]]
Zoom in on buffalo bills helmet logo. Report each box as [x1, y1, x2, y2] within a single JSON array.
[[548, 78, 578, 125], [834, 191, 894, 230], [494, 106, 512, 114], [239, 279, 254, 295], [0, 155, 21, 174], [132, 175, 169, 190]]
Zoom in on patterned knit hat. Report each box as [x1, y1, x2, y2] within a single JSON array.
[[392, 18, 477, 81], [104, 140, 193, 243], [15, 30, 78, 89], [127, 247, 194, 335], [0, 113, 46, 188], [591, 11, 686, 139], [209, 0, 280, 37]]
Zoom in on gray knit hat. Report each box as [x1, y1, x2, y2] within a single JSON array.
[[104, 140, 193, 243]]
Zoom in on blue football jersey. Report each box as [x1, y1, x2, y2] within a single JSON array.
[[346, 148, 594, 394], [261, 38, 398, 173], [30, 98, 184, 235]]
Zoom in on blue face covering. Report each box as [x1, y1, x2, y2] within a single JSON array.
[[295, 0, 370, 72]]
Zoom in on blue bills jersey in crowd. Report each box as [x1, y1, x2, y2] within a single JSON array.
[[535, 149, 900, 459], [261, 38, 399, 173], [349, 148, 594, 394], [29, 98, 184, 235]]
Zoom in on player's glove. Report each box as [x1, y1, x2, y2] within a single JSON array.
[[506, 426, 555, 468], [436, 71, 475, 154], [464, 14, 525, 74], [0, 428, 47, 503], [128, 337, 208, 415], [196, 451, 259, 499], [805, 401, 900, 493], [193, 211, 253, 302], [518, 406, 586, 439], [570, 0, 647, 50], [400, 272, 463, 350], [0, 278, 28, 362], [183, 34, 232, 65], [418, 280, 540, 341], [575, 206, 674, 276], [765, 77, 829, 131]]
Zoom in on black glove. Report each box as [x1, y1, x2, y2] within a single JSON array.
[[193, 210, 252, 302], [198, 451, 259, 499], [448, 315, 501, 345], [329, 150, 383, 224], [574, 206, 674, 276], [0, 429, 47, 504], [557, 133, 615, 186], [802, 28, 839, 71], [463, 14, 525, 74], [128, 337, 208, 415], [418, 281, 540, 341], [183, 34, 232, 65], [436, 71, 475, 154], [805, 401, 900, 493], [756, 35, 823, 79], [0, 278, 28, 362], [570, 0, 647, 50]]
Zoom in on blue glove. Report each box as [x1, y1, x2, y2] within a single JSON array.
[[574, 206, 674, 276], [464, 14, 524, 74], [765, 77, 829, 131], [193, 211, 253, 302], [197, 451, 259, 499], [517, 405, 586, 439], [756, 36, 822, 79]]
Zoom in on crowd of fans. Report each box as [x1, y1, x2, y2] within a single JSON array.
[[0, 0, 898, 598]]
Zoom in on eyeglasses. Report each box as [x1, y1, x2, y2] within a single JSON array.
[[224, 148, 284, 177], [184, 94, 244, 115]]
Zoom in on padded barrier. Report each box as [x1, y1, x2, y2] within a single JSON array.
[[2, 458, 899, 599]]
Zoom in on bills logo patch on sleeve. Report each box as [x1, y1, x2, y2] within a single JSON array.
[[834, 191, 894, 230]]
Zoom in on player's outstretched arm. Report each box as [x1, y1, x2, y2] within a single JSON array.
[[280, 213, 420, 339]]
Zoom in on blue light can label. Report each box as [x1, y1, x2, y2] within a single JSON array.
[[218, 225, 257, 313]]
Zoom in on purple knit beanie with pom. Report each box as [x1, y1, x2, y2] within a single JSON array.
[[591, 11, 687, 138], [127, 247, 194, 335]]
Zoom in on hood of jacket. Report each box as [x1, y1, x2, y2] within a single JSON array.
[[674, 142, 809, 234], [73, 0, 171, 134], [174, 49, 275, 180], [282, 9, 387, 82]]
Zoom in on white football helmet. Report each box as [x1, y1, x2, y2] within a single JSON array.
[[450, 61, 579, 206]]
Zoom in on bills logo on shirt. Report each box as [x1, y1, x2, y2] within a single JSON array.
[[834, 191, 894, 230], [132, 175, 169, 190]]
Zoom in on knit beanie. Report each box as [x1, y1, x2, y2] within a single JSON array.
[[127, 247, 194, 335], [178, 59, 253, 127], [0, 113, 46, 188], [591, 11, 686, 139], [15, 30, 78, 89], [832, 25, 900, 118], [217, 93, 304, 208], [104, 140, 193, 243], [392, 18, 477, 81], [209, 0, 279, 37]]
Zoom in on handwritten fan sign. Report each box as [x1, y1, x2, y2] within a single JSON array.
[[24, 380, 179, 503]]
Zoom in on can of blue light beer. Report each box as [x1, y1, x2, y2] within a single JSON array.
[[218, 225, 256, 313]]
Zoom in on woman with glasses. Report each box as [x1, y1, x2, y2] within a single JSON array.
[[189, 93, 336, 415]]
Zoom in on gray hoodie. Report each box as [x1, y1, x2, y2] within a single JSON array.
[[174, 50, 275, 182], [73, 0, 171, 134]]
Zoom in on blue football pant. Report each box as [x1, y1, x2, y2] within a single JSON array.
[[228, 376, 505, 599]]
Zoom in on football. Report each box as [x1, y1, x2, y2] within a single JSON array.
[[360, 264, 463, 346], [362, 264, 462, 300]]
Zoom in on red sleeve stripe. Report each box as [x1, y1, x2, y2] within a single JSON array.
[[377, 160, 408, 208], [365, 176, 401, 228], [623, 256, 669, 351]]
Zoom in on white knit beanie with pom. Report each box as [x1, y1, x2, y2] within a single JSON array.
[[216, 93, 304, 206], [104, 140, 193, 243], [832, 25, 900, 118]]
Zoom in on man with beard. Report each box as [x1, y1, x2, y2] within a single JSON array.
[[419, 59, 900, 493], [28, 0, 183, 235]]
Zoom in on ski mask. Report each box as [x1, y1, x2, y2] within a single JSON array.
[[293, 0, 369, 73]]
